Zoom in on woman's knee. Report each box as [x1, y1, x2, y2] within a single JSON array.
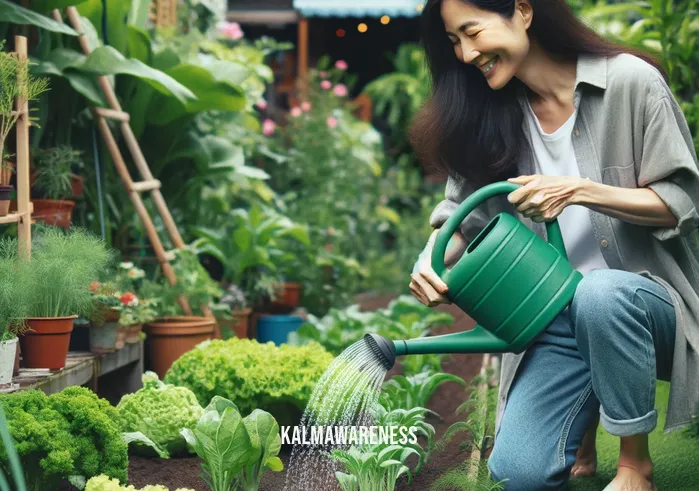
[[488, 443, 566, 490]]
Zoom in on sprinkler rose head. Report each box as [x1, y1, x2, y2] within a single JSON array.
[[363, 333, 396, 371]]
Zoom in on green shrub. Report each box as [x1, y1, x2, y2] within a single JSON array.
[[164, 338, 333, 425], [0, 387, 128, 491], [116, 371, 202, 457]]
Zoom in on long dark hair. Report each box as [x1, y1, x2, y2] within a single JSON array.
[[409, 0, 665, 186]]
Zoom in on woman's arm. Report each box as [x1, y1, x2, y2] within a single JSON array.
[[574, 179, 678, 228]]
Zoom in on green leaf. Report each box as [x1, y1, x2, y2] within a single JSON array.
[[123, 431, 170, 459], [242, 409, 282, 471], [0, 0, 79, 35], [235, 166, 269, 180], [126, 25, 152, 64], [265, 456, 284, 472], [76, 46, 196, 104], [128, 0, 151, 29], [30, 0, 88, 13]]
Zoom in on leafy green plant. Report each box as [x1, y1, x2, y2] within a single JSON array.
[[379, 372, 466, 412], [332, 444, 418, 491], [0, 387, 127, 491], [23, 226, 112, 318], [32, 145, 83, 200], [181, 396, 283, 491], [0, 41, 49, 162], [116, 371, 203, 458], [0, 393, 27, 491], [164, 338, 332, 426], [85, 474, 195, 491]]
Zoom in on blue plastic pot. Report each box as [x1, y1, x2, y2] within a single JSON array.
[[256, 315, 304, 346]]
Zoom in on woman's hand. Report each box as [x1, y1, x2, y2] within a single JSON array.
[[409, 228, 468, 307], [506, 174, 584, 222]]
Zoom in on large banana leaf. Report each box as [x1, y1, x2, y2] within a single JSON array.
[[31, 48, 105, 105], [0, 0, 78, 35], [146, 63, 245, 125]]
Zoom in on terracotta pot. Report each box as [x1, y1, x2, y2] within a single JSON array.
[[115, 325, 127, 349], [31, 199, 75, 228], [266, 282, 302, 313], [20, 316, 76, 370], [126, 324, 142, 344], [0, 185, 12, 217], [0, 162, 13, 187], [218, 308, 252, 339], [144, 316, 215, 378]]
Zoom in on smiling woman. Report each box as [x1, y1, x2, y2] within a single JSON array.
[[406, 0, 699, 490]]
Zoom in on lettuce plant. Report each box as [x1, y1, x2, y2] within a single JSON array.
[[332, 445, 418, 491], [164, 338, 332, 424], [379, 371, 465, 412], [181, 397, 283, 491], [116, 372, 202, 457], [85, 474, 195, 491]]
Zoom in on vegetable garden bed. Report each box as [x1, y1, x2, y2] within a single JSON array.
[[113, 298, 486, 490]]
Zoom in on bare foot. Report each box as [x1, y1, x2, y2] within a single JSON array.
[[603, 466, 656, 491], [570, 447, 597, 477]]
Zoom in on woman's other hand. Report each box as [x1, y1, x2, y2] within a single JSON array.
[[507, 174, 584, 222], [409, 228, 469, 307]]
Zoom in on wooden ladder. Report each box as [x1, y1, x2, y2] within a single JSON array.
[[51, 7, 194, 315]]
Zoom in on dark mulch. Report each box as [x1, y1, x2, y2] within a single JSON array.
[[123, 294, 483, 490]]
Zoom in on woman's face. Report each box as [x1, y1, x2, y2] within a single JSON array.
[[441, 0, 532, 89]]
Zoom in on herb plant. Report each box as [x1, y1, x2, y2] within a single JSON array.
[[0, 237, 30, 341], [32, 146, 83, 200]]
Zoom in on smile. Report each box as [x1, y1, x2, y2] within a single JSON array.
[[479, 56, 498, 74]]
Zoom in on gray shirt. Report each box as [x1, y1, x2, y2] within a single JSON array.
[[428, 53, 699, 433]]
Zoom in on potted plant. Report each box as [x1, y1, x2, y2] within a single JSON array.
[[114, 262, 157, 344], [19, 226, 112, 369], [0, 42, 49, 217], [217, 283, 251, 338], [139, 248, 219, 378], [30, 145, 84, 228], [86, 281, 122, 353], [0, 238, 30, 383]]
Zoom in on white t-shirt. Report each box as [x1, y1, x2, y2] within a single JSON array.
[[523, 96, 609, 275]]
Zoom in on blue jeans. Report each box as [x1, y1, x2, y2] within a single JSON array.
[[487, 269, 676, 490]]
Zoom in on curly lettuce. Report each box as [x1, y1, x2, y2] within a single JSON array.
[[116, 371, 202, 458], [86, 474, 195, 491]]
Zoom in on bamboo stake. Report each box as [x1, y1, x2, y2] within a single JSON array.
[[14, 36, 31, 260]]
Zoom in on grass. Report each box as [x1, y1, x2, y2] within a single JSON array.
[[569, 381, 699, 490]]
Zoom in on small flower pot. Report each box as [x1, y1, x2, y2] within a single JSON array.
[[256, 315, 304, 346], [0, 337, 18, 385], [89, 321, 120, 354], [126, 324, 143, 344], [266, 282, 303, 313], [115, 325, 128, 349], [218, 308, 252, 339], [0, 185, 12, 217], [31, 199, 75, 229], [0, 162, 13, 187], [144, 316, 215, 378], [71, 175, 84, 198], [20, 316, 77, 370]]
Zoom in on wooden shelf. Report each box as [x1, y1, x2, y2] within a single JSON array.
[[0, 341, 143, 396], [0, 213, 21, 225]]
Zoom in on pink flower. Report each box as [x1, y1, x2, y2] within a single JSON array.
[[255, 98, 267, 110], [319, 71, 328, 78], [320, 80, 332, 90], [326, 116, 338, 129], [335, 60, 348, 70], [218, 21, 244, 40], [262, 119, 276, 136], [290, 107, 303, 117], [301, 101, 312, 112], [333, 84, 348, 97]]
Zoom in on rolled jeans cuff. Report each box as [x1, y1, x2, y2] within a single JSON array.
[[600, 407, 658, 436]]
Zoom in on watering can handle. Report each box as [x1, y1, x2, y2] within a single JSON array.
[[431, 181, 568, 277]]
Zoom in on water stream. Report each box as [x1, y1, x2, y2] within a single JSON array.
[[283, 338, 389, 490]]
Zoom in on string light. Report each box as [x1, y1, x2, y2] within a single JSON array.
[[336, 28, 346, 37], [357, 23, 368, 33], [380, 15, 390, 24]]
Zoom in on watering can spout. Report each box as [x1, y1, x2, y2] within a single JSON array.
[[364, 326, 515, 370]]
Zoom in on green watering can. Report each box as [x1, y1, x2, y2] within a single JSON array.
[[365, 181, 583, 370]]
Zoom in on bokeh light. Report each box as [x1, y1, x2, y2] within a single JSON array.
[[357, 23, 368, 33]]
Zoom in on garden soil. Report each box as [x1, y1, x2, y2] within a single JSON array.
[[116, 295, 484, 491]]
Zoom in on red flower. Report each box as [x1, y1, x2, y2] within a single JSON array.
[[120, 292, 136, 305], [89, 281, 101, 293]]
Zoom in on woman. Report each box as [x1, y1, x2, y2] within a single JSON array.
[[408, 0, 699, 490]]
